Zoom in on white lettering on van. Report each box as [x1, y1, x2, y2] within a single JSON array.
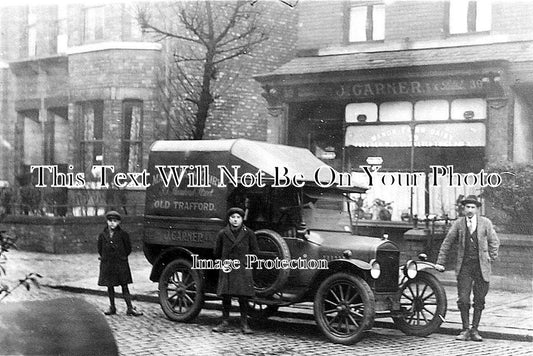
[[155, 165, 188, 187]]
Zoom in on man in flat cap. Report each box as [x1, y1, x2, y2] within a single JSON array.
[[212, 207, 259, 334], [435, 195, 499, 342]]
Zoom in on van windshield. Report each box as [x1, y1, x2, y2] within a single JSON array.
[[302, 188, 354, 233]]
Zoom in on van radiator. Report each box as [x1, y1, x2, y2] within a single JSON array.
[[374, 249, 399, 293]]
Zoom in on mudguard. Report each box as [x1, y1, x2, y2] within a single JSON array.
[[149, 246, 195, 281], [328, 258, 372, 271], [398, 260, 440, 284]]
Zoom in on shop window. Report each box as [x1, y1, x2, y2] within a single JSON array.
[[351, 172, 426, 221], [348, 3, 385, 42], [380, 102, 412, 122], [451, 98, 486, 120], [84, 6, 104, 42], [345, 103, 378, 123], [429, 172, 482, 219], [448, 0, 491, 34], [414, 100, 449, 121], [80, 101, 104, 171], [122, 100, 143, 172]]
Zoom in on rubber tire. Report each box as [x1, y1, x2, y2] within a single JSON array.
[[314, 273, 375, 345], [158, 259, 205, 322], [393, 271, 447, 336], [252, 229, 291, 297]]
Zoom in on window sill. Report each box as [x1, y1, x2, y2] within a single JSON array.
[[346, 39, 385, 45], [447, 30, 491, 38]]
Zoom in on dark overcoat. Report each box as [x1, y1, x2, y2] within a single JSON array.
[[97, 226, 133, 286], [436, 215, 500, 282], [214, 225, 259, 297]]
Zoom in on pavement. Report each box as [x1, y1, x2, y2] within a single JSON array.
[[4, 250, 532, 343]]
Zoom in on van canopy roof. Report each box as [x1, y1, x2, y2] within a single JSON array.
[[150, 139, 367, 192]]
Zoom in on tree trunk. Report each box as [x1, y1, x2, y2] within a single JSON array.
[[193, 58, 215, 140]]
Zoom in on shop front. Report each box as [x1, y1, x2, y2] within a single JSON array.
[[256, 58, 517, 225]]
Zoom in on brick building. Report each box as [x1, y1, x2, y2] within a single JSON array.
[[0, 2, 297, 194], [0, 4, 160, 189], [256, 0, 533, 223]]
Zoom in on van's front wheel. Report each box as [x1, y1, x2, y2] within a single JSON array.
[[314, 273, 375, 344], [393, 271, 447, 336], [158, 259, 204, 322]]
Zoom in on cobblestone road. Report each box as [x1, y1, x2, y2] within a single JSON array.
[[4, 287, 532, 356]]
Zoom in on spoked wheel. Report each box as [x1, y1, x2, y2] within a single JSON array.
[[314, 273, 375, 344], [158, 259, 205, 322], [248, 300, 279, 319], [393, 271, 447, 336]]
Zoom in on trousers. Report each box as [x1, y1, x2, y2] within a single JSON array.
[[457, 258, 489, 310]]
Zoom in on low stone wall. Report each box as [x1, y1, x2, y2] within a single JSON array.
[[0, 215, 144, 254], [493, 234, 533, 279], [403, 229, 533, 280]]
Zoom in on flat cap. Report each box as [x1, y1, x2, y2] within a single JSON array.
[[461, 195, 482, 207], [105, 210, 122, 220], [227, 207, 245, 218]]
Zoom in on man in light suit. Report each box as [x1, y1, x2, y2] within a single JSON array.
[[435, 195, 499, 342]]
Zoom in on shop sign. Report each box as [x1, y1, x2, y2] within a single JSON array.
[[334, 77, 484, 99], [345, 122, 486, 147]]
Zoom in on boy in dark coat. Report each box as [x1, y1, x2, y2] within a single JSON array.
[[98, 210, 142, 316], [212, 207, 259, 334]]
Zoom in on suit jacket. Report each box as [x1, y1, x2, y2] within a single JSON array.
[[437, 215, 500, 282], [214, 225, 259, 297]]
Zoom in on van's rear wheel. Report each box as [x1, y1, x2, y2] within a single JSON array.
[[158, 259, 204, 322], [314, 273, 375, 344], [252, 229, 290, 297]]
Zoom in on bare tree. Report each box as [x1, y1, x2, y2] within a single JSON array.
[[137, 1, 270, 140]]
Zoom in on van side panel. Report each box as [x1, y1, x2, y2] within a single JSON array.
[[144, 218, 223, 249], [144, 150, 230, 246], [145, 151, 230, 219]]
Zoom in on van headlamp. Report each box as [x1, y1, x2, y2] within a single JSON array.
[[370, 259, 381, 279], [404, 260, 418, 279]]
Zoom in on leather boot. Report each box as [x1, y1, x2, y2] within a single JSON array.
[[239, 297, 253, 334], [241, 318, 253, 334], [470, 309, 483, 341], [213, 297, 231, 332], [456, 306, 470, 341], [459, 306, 470, 330], [123, 289, 143, 316], [104, 306, 116, 315], [105, 287, 116, 315], [212, 320, 230, 333], [456, 330, 470, 341], [126, 307, 143, 317]]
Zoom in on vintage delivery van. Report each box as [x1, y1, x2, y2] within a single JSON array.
[[143, 139, 447, 344]]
